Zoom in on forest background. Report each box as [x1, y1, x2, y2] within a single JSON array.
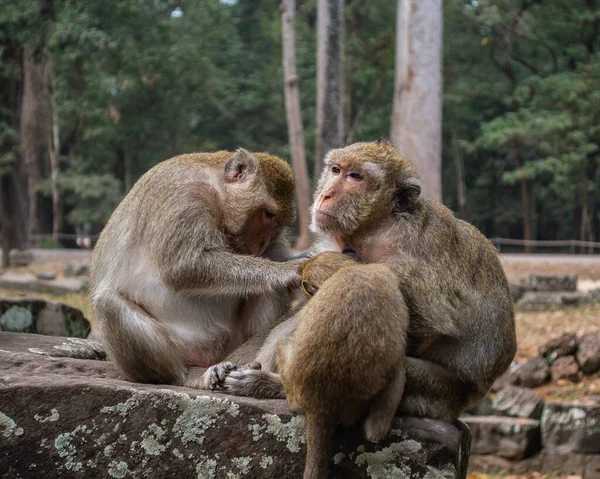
[[0, 0, 599, 263]]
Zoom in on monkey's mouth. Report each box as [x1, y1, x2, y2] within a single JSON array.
[[315, 210, 337, 223]]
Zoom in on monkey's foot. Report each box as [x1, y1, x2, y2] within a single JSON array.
[[221, 368, 286, 399], [202, 361, 237, 391]]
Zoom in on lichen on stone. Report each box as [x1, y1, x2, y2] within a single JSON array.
[[108, 460, 130, 478], [259, 456, 274, 469], [100, 394, 141, 416], [172, 394, 239, 446], [423, 465, 457, 479], [261, 413, 306, 453], [34, 408, 59, 423], [173, 448, 185, 460], [248, 422, 265, 442], [0, 411, 24, 438], [355, 440, 423, 479], [231, 456, 252, 475], [0, 306, 33, 331], [195, 455, 217, 479], [140, 422, 168, 456], [334, 452, 346, 464]]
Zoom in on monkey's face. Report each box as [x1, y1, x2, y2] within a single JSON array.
[[311, 141, 421, 240], [300, 252, 357, 297], [223, 150, 295, 256]]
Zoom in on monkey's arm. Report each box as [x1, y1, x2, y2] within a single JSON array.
[[160, 250, 303, 296]]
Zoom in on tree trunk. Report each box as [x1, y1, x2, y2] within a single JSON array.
[[20, 44, 52, 240], [49, 75, 63, 244], [390, 0, 443, 202], [452, 129, 467, 219], [281, 0, 312, 250], [1, 162, 29, 267], [512, 141, 532, 253], [314, 0, 344, 179]]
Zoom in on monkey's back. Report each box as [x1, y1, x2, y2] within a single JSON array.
[[281, 264, 407, 424]]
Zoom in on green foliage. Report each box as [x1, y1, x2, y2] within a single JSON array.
[[0, 0, 598, 243]]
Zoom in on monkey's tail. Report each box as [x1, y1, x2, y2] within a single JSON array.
[[303, 412, 335, 479]]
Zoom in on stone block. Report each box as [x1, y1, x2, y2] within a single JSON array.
[[539, 333, 578, 359], [0, 272, 86, 295], [523, 275, 578, 292], [551, 356, 581, 383], [576, 331, 600, 375], [491, 386, 545, 420], [0, 332, 470, 479], [461, 416, 541, 460], [8, 249, 34, 267], [542, 400, 600, 454]]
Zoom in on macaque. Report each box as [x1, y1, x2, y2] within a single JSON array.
[[210, 139, 516, 422], [90, 149, 304, 388], [277, 252, 407, 479]]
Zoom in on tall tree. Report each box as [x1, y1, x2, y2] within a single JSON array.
[[281, 0, 312, 249], [314, 0, 344, 178], [390, 0, 443, 201]]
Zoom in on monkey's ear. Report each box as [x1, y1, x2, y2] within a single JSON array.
[[224, 149, 259, 183], [393, 177, 421, 214]]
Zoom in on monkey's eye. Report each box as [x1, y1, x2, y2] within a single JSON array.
[[331, 165, 341, 175], [265, 210, 276, 219], [348, 172, 363, 182]]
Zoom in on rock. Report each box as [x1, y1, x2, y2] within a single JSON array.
[[0, 297, 90, 338], [539, 333, 578, 360], [36, 271, 57, 281], [8, 249, 34, 267], [469, 452, 600, 477], [491, 386, 545, 420], [461, 416, 541, 460], [576, 331, 600, 375], [551, 356, 581, 382], [64, 263, 89, 277], [517, 292, 588, 311], [87, 326, 102, 342], [0, 332, 470, 479], [541, 400, 600, 453], [523, 275, 578, 292], [588, 288, 600, 303], [0, 272, 86, 295], [515, 357, 550, 388]]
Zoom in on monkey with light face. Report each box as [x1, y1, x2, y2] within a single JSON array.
[[90, 149, 304, 388], [211, 139, 516, 422], [276, 252, 407, 479]]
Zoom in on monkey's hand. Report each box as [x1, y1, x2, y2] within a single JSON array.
[[275, 258, 308, 289], [202, 362, 237, 391], [219, 366, 286, 399], [202, 361, 262, 391]]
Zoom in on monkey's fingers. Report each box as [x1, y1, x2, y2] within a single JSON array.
[[247, 361, 262, 370], [206, 361, 237, 391]]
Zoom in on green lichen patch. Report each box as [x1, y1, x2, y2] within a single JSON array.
[[231, 456, 252, 475], [423, 465, 457, 479], [34, 408, 59, 423], [355, 440, 423, 479], [261, 413, 306, 453], [195, 455, 217, 479], [140, 423, 168, 456], [0, 411, 24, 438], [108, 460, 130, 478], [259, 456, 274, 469], [0, 306, 33, 331], [100, 395, 141, 416], [172, 394, 239, 446], [54, 425, 94, 472]]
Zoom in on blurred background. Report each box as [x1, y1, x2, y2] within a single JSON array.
[[1, 2, 600, 478]]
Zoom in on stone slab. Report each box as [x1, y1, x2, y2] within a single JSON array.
[[542, 400, 600, 454], [0, 332, 470, 478], [0, 272, 86, 295]]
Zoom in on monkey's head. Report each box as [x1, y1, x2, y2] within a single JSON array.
[[300, 252, 357, 297], [223, 149, 296, 256], [310, 139, 421, 239]]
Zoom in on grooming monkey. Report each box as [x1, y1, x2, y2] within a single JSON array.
[[277, 252, 407, 479], [211, 139, 516, 421], [90, 149, 304, 388]]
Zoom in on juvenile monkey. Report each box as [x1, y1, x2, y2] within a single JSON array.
[[211, 140, 516, 422], [90, 149, 303, 388], [277, 252, 407, 479]]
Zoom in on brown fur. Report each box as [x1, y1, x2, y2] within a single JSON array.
[[90, 149, 302, 388], [278, 254, 407, 479], [210, 141, 516, 424]]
